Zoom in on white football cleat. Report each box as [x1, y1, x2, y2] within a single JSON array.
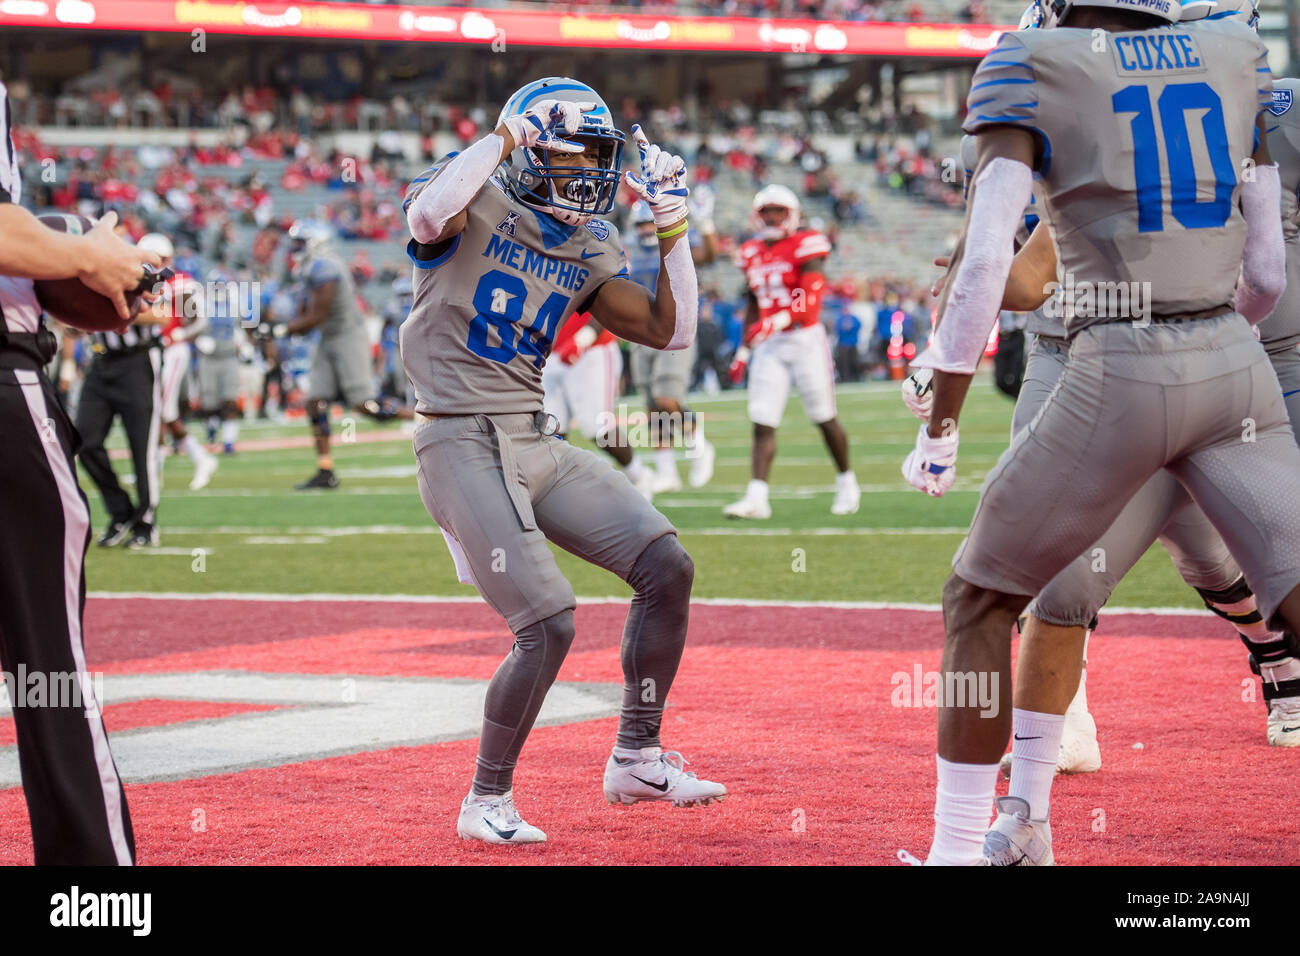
[[189, 454, 218, 491], [830, 481, 860, 516], [1267, 696, 1300, 747], [603, 747, 727, 807], [983, 796, 1054, 866], [723, 496, 771, 520], [688, 437, 716, 488], [652, 471, 683, 494], [633, 469, 656, 502], [456, 790, 547, 845]]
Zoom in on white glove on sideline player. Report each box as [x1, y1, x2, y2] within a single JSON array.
[[902, 367, 934, 421], [902, 423, 958, 498], [623, 125, 689, 228]]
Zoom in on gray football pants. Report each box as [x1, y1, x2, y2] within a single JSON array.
[[956, 314, 1300, 630]]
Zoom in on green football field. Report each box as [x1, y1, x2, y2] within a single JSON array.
[[79, 379, 1198, 608]]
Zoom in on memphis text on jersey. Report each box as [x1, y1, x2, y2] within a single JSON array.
[[483, 233, 593, 294]]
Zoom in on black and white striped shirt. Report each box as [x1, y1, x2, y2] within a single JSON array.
[[0, 77, 42, 336]]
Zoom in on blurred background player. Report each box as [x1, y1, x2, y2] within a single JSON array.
[[138, 232, 218, 490], [542, 309, 654, 497], [726, 184, 859, 519], [625, 197, 718, 492], [196, 261, 245, 455], [285, 219, 410, 490]]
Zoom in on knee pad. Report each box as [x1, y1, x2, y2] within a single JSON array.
[[1196, 577, 1261, 629], [307, 401, 330, 434], [627, 534, 694, 598]]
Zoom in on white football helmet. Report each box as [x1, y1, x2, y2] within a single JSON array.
[[1198, 0, 1260, 28], [751, 184, 801, 242], [137, 232, 175, 261], [1042, 0, 1183, 28], [629, 200, 657, 249]]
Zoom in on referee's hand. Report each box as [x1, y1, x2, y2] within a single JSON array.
[[78, 212, 164, 322]]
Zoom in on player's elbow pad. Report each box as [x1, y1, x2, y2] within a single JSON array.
[[1236, 163, 1286, 325], [663, 239, 698, 350], [913, 157, 1032, 374], [406, 133, 503, 245]]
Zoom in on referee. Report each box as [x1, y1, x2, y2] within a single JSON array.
[[75, 289, 166, 549], [0, 76, 161, 864]]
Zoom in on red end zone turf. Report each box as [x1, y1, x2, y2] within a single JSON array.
[[0, 598, 1295, 865]]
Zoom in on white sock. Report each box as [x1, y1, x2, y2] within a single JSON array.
[[836, 470, 858, 489], [1066, 666, 1088, 716], [625, 457, 646, 482], [613, 745, 647, 762], [181, 434, 204, 461], [222, 420, 239, 445], [747, 478, 769, 504], [1008, 708, 1065, 821], [655, 447, 677, 479], [927, 756, 997, 865]]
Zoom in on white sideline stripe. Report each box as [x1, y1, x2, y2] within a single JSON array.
[[19, 371, 133, 866], [126, 525, 972, 537], [84, 591, 1211, 616]]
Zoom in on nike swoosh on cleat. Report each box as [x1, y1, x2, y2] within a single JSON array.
[[581, 249, 602, 259], [629, 774, 671, 792], [1283, 725, 1300, 733], [484, 818, 518, 840], [1013, 734, 1041, 741]]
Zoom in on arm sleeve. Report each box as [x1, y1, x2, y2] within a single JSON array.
[[912, 157, 1034, 374], [1236, 162, 1286, 324], [404, 134, 503, 245]]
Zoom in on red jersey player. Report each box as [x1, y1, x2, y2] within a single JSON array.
[[542, 311, 654, 497], [724, 185, 858, 519], [138, 233, 218, 490]]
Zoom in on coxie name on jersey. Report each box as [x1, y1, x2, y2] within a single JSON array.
[[483, 234, 592, 294]]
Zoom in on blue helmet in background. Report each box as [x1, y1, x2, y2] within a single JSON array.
[[497, 77, 625, 227]]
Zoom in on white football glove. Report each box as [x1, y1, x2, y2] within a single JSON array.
[[902, 423, 958, 498], [902, 367, 934, 421], [623, 124, 689, 228], [502, 99, 596, 155]]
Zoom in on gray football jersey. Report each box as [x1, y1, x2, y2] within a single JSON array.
[[960, 133, 1061, 336], [303, 255, 363, 339], [1257, 77, 1300, 351], [964, 20, 1272, 335], [400, 161, 630, 415]]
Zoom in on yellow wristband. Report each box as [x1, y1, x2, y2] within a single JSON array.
[[656, 219, 689, 241]]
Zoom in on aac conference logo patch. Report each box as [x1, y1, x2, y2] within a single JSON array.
[[1270, 89, 1293, 117], [586, 219, 610, 241]]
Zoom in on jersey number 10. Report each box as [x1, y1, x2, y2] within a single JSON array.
[[1112, 81, 1237, 233], [468, 269, 570, 368]]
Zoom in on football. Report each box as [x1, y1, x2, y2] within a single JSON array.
[[32, 213, 144, 332]]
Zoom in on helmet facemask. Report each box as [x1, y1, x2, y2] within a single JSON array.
[[515, 128, 624, 226]]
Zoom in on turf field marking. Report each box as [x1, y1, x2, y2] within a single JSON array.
[[85, 592, 1211, 616]]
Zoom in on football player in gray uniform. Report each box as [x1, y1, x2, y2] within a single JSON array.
[[401, 77, 726, 845], [285, 221, 411, 490], [901, 0, 1300, 865]]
